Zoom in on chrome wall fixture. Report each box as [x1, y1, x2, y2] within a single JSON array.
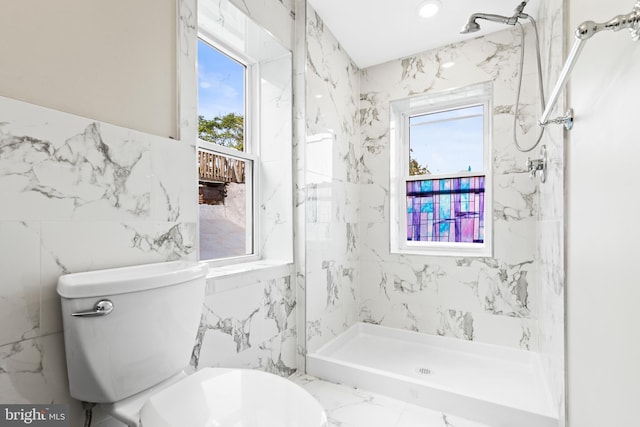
[[527, 145, 547, 183], [539, 1, 640, 130]]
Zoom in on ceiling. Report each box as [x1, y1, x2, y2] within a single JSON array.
[[306, 0, 540, 69]]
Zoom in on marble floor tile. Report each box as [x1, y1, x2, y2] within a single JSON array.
[[290, 374, 493, 427], [86, 371, 497, 427]]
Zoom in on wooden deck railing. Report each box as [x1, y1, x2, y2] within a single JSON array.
[[198, 150, 245, 183]]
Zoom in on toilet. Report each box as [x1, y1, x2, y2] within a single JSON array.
[[57, 261, 327, 427]]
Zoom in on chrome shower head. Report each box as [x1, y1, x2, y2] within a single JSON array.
[[460, 17, 481, 34], [459, 13, 514, 34], [460, 1, 531, 34]]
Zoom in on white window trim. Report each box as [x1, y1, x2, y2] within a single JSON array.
[[196, 35, 262, 267], [389, 83, 493, 257]]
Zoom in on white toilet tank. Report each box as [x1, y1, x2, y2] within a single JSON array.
[[57, 261, 208, 403]]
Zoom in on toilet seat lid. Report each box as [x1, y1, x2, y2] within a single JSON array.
[[140, 368, 327, 427]]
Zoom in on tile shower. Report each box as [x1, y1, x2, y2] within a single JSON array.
[[302, 0, 564, 425]]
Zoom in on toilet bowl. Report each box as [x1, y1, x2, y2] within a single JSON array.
[[57, 261, 327, 427], [139, 368, 325, 427], [103, 368, 327, 427]]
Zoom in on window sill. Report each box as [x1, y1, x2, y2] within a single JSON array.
[[204, 259, 294, 295], [391, 246, 492, 258]]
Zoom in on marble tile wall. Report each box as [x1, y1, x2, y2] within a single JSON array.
[[192, 275, 297, 377], [258, 56, 294, 261], [535, 0, 566, 423], [0, 103, 198, 421], [228, 0, 295, 50], [358, 27, 542, 350], [305, 7, 361, 353], [293, 0, 308, 371], [0, 3, 198, 422]]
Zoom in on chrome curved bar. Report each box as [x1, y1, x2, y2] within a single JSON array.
[[539, 2, 640, 129]]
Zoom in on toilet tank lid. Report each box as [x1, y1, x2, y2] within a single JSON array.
[[57, 261, 209, 298]]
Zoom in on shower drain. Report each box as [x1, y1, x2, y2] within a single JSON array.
[[416, 367, 432, 375]]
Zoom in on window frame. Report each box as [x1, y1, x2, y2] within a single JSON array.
[[196, 34, 261, 266], [389, 83, 493, 257]]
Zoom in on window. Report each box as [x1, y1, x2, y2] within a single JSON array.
[[390, 83, 492, 257], [197, 0, 293, 266], [197, 38, 256, 263]]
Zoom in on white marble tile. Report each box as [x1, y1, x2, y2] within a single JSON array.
[[304, 6, 361, 355], [198, 287, 263, 360], [199, 0, 292, 62], [472, 313, 538, 351], [259, 54, 294, 261], [0, 334, 73, 406], [228, 0, 294, 51], [359, 221, 393, 263], [296, 375, 404, 427], [178, 0, 199, 143], [196, 323, 296, 377], [149, 138, 197, 222], [0, 100, 154, 222], [359, 183, 387, 224], [292, 0, 307, 374], [260, 159, 294, 259], [396, 405, 492, 427], [0, 222, 40, 346], [535, 0, 565, 421], [260, 57, 293, 161], [210, 331, 297, 377], [195, 276, 297, 377], [291, 375, 494, 427], [292, 0, 307, 378], [460, 257, 534, 319], [306, 263, 359, 353], [0, 334, 86, 424], [493, 173, 538, 221]]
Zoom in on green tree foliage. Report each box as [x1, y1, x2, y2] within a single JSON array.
[[198, 113, 244, 151], [409, 157, 429, 176], [409, 148, 430, 176]]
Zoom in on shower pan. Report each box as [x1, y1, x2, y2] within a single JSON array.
[[307, 323, 557, 427]]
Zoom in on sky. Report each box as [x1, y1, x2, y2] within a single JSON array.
[[409, 105, 484, 175], [197, 39, 245, 120]]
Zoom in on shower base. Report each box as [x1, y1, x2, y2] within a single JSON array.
[[307, 323, 557, 427]]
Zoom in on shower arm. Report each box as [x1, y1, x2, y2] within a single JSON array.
[[538, 2, 640, 130], [471, 13, 518, 26]]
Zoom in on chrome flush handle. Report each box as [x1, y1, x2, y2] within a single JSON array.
[[71, 299, 114, 317]]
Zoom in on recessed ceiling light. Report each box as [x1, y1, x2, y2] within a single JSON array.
[[418, 0, 441, 18], [441, 61, 455, 69]]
